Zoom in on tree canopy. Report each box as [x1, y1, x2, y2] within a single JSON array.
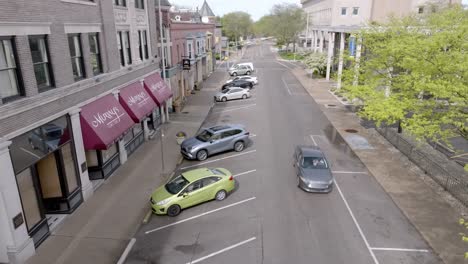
[[221, 12, 253, 42], [342, 6, 468, 146]]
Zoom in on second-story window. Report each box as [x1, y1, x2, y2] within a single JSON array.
[[0, 37, 22, 100], [29, 35, 54, 91], [135, 0, 144, 9], [197, 41, 200, 55], [67, 34, 85, 81], [88, 33, 102, 75], [188, 42, 192, 59], [341, 7, 347, 16], [117, 31, 132, 66], [143, 30, 148, 59], [114, 0, 126, 7], [352, 7, 359, 15]]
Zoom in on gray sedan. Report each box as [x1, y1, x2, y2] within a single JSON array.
[[293, 145, 333, 193], [181, 124, 251, 161], [214, 87, 251, 102]]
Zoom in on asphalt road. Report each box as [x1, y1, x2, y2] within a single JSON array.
[[125, 43, 442, 264]]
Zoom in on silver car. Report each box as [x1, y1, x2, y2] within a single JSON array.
[[228, 65, 252, 76], [226, 76, 258, 85], [181, 124, 251, 161], [214, 87, 251, 102], [293, 145, 333, 193]]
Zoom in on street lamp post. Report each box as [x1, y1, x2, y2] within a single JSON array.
[[158, 0, 167, 175]]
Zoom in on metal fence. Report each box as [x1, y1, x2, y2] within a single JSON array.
[[378, 127, 468, 207]]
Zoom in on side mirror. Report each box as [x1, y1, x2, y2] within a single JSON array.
[[180, 192, 188, 198]]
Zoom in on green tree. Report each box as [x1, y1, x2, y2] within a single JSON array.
[[269, 3, 306, 50], [221, 12, 253, 42], [341, 6, 468, 147], [253, 15, 274, 37]]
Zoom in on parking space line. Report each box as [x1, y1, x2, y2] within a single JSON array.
[[276, 60, 294, 70], [370, 247, 430, 253], [250, 133, 257, 138], [233, 169, 257, 178], [145, 197, 256, 234], [212, 104, 256, 113], [180, 150, 257, 170], [215, 103, 257, 110], [309, 135, 318, 146], [281, 76, 292, 95], [332, 171, 368, 174], [187, 237, 256, 264], [334, 179, 380, 264]]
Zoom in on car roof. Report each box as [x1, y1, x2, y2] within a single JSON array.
[[206, 124, 245, 133], [181, 168, 216, 182], [297, 145, 324, 157]]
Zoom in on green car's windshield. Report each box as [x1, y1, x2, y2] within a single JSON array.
[[165, 175, 189, 194], [196, 130, 213, 142], [302, 157, 328, 169]]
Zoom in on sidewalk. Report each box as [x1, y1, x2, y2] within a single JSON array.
[[291, 67, 466, 264], [25, 68, 229, 264]]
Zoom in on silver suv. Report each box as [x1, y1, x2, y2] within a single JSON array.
[[181, 124, 251, 161], [228, 65, 252, 76]]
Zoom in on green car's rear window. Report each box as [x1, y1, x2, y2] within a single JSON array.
[[209, 168, 226, 175]]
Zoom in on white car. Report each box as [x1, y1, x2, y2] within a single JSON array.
[[214, 87, 251, 102], [226, 76, 258, 85]]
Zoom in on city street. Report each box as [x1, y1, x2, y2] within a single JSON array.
[[125, 43, 442, 264]]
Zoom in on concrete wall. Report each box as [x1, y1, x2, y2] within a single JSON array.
[[331, 0, 372, 26], [170, 22, 215, 65]]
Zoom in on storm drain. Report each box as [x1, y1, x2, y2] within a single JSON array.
[[182, 111, 189, 114], [325, 104, 337, 108], [344, 129, 358, 133]]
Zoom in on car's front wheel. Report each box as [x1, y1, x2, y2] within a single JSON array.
[[232, 72, 237, 76], [221, 97, 227, 102], [242, 94, 247, 99], [246, 71, 251, 75], [215, 190, 227, 201], [196, 149, 208, 161], [167, 204, 181, 217], [234, 141, 245, 152]]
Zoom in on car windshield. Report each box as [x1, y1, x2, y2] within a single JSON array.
[[46, 130, 62, 139], [196, 129, 213, 142], [301, 157, 328, 169], [165, 174, 189, 194], [222, 89, 230, 94]]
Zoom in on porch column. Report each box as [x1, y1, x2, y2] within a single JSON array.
[[0, 138, 35, 264], [160, 105, 166, 123], [326, 32, 335, 80], [69, 108, 94, 201], [318, 31, 324, 53], [337, 32, 345, 90]]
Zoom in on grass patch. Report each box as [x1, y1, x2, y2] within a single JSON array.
[[279, 51, 305, 61]]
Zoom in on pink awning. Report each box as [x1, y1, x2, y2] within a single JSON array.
[[143, 72, 173, 107], [80, 95, 135, 150], [119, 82, 157, 122]]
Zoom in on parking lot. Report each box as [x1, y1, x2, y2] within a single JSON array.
[[125, 44, 442, 264]]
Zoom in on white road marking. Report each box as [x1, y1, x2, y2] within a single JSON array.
[[334, 179, 380, 264], [332, 171, 368, 174], [370, 247, 430, 253], [309, 135, 318, 146], [187, 237, 257, 264], [116, 238, 136, 264], [275, 60, 294, 70], [233, 169, 257, 178], [145, 197, 256, 234], [20, 147, 41, 159], [250, 133, 257, 138], [180, 150, 257, 170], [216, 103, 257, 110], [212, 104, 256, 113], [281, 77, 292, 95]]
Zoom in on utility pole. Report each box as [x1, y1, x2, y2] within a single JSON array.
[[158, 0, 166, 175]]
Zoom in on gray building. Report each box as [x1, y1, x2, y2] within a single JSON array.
[[0, 1, 173, 263]]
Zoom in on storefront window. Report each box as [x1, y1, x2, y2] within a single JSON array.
[[16, 168, 42, 230], [62, 143, 78, 192], [85, 150, 99, 167], [37, 153, 62, 198], [102, 143, 118, 163], [133, 123, 143, 135], [123, 130, 134, 145]]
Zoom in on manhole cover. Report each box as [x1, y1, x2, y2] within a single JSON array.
[[345, 129, 358, 133], [182, 111, 189, 114]]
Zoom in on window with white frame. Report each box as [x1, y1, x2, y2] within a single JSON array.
[[0, 37, 22, 100], [135, 0, 144, 9], [117, 31, 132, 66], [187, 42, 193, 59], [341, 7, 347, 15], [114, 0, 126, 7], [143, 30, 148, 59], [352, 7, 359, 15], [67, 34, 85, 81], [88, 33, 102, 75], [29, 35, 53, 90]]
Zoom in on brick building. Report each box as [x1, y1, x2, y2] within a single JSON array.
[[0, 1, 174, 263]]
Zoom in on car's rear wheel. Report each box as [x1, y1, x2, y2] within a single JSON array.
[[242, 94, 247, 99], [222, 97, 227, 102], [196, 150, 208, 161], [167, 204, 181, 217], [232, 72, 237, 76], [246, 71, 251, 75], [234, 141, 245, 152], [215, 190, 227, 201]]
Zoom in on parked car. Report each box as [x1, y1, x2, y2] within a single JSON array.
[[236, 62, 255, 72], [228, 64, 252, 76], [150, 167, 235, 216], [293, 145, 333, 193], [28, 124, 63, 153], [181, 124, 250, 161], [222, 80, 253, 90], [226, 76, 258, 85], [214, 87, 251, 102]]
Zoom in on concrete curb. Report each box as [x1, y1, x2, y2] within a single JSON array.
[[290, 66, 465, 264]]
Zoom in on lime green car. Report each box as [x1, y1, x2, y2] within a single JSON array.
[[150, 168, 235, 216]]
